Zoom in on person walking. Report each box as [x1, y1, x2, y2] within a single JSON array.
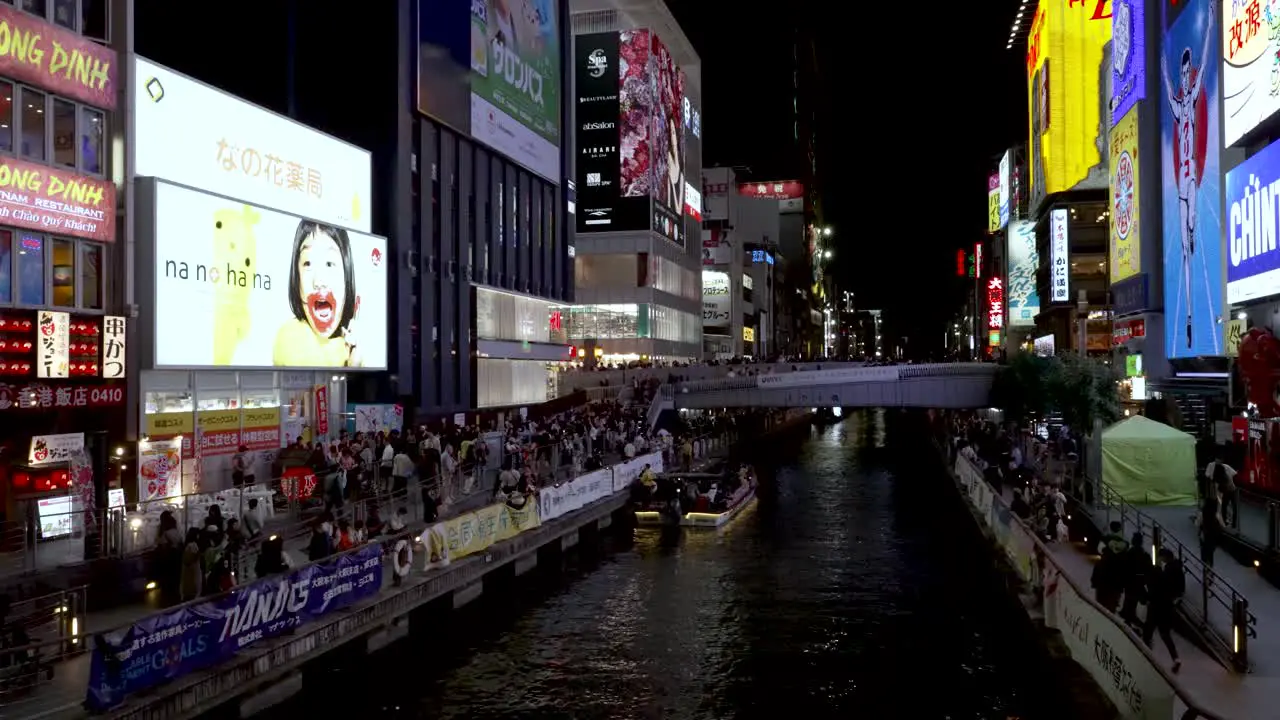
[[1144, 548, 1185, 673], [1200, 486, 1224, 567]]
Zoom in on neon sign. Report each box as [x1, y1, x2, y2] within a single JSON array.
[[987, 277, 1005, 329]]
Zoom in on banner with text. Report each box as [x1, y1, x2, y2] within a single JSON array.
[[538, 468, 613, 523], [85, 542, 383, 711]]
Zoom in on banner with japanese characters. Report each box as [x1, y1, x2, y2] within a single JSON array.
[[137, 437, 183, 502], [36, 311, 69, 378], [86, 542, 383, 711], [102, 316, 126, 378]]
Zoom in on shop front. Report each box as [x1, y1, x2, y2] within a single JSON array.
[[138, 370, 348, 497]]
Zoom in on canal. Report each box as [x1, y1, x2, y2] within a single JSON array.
[[261, 411, 1067, 719]]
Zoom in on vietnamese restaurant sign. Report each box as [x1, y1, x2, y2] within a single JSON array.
[[0, 156, 115, 242], [0, 4, 116, 110]]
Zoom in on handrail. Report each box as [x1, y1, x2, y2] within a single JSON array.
[[948, 448, 1229, 720], [1065, 461, 1257, 673]]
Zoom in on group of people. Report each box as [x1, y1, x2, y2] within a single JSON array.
[[947, 413, 1186, 673]]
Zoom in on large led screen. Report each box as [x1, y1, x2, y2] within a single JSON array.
[[1027, 0, 1112, 210], [1109, 106, 1141, 283], [1160, 0, 1222, 358], [1226, 136, 1280, 304], [416, 0, 562, 182], [1224, 0, 1280, 146], [1006, 221, 1040, 326], [151, 181, 389, 370], [651, 33, 686, 246], [1111, 0, 1146, 127]]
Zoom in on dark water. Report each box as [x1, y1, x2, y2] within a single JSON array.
[[264, 411, 1063, 720]]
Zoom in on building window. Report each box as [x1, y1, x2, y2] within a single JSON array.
[[0, 229, 10, 303], [19, 0, 47, 19], [16, 233, 44, 305], [0, 82, 12, 154], [20, 87, 45, 161], [80, 241, 101, 309], [80, 106, 103, 174], [82, 0, 108, 41], [52, 0, 75, 29], [53, 99, 75, 168], [51, 238, 74, 306]]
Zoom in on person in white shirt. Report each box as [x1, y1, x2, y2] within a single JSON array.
[[242, 498, 264, 538], [392, 444, 415, 496], [1204, 453, 1238, 527]]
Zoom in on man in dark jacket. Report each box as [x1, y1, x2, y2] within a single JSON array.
[[1091, 521, 1129, 612], [1144, 548, 1184, 672]]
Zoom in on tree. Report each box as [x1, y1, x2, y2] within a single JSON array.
[[991, 351, 1121, 432]]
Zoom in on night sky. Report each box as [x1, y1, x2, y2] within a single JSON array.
[[138, 0, 1029, 356]]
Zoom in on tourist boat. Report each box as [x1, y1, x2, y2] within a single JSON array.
[[633, 463, 757, 528]]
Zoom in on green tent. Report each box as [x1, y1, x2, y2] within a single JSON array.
[[1100, 415, 1198, 506]]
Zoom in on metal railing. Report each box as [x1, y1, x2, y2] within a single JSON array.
[[0, 586, 88, 706], [947, 445, 1229, 720], [1072, 471, 1257, 672]]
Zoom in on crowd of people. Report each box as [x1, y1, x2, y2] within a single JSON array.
[[948, 413, 1186, 673]]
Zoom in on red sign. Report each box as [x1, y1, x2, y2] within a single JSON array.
[[987, 277, 1004, 329], [1112, 318, 1147, 345], [0, 5, 117, 110], [988, 173, 1000, 192], [956, 249, 966, 277], [736, 180, 804, 200], [0, 157, 116, 242], [315, 385, 329, 436], [0, 381, 122, 410]]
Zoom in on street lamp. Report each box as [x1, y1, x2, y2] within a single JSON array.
[[823, 250, 832, 259], [823, 227, 833, 237]]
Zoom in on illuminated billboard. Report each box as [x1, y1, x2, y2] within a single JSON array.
[[1111, 0, 1146, 126], [149, 181, 389, 370], [1026, 0, 1112, 209], [1050, 208, 1070, 302], [987, 173, 1001, 232], [1109, 106, 1141, 283], [702, 270, 730, 330], [1224, 0, 1280, 146], [1226, 136, 1280, 303], [1161, 0, 1222, 358], [134, 57, 372, 234], [575, 30, 687, 247], [416, 0, 562, 182], [1006, 221, 1040, 326], [998, 151, 1011, 228]]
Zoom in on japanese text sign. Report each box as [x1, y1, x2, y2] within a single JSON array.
[[133, 56, 372, 232], [101, 316, 125, 379], [36, 310, 68, 378], [0, 157, 116, 242], [0, 382, 122, 410], [314, 385, 329, 436], [0, 5, 117, 109], [85, 538, 384, 711], [137, 437, 182, 503], [28, 432, 83, 465], [1226, 134, 1280, 303], [1223, 0, 1279, 145], [987, 277, 1005, 329], [1051, 209, 1071, 301]]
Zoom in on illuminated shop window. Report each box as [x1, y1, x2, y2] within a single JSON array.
[[145, 391, 193, 415]]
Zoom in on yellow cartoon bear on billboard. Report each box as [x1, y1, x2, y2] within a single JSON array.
[[211, 205, 260, 365]]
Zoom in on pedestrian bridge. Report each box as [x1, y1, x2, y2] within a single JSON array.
[[668, 363, 999, 410]]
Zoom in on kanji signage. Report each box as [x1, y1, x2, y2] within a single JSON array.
[[102, 316, 126, 379], [987, 277, 1005, 329], [315, 385, 329, 436], [1050, 208, 1070, 302], [0, 382, 123, 410], [36, 311, 69, 378]]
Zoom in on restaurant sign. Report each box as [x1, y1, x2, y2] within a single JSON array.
[[0, 156, 116, 242], [0, 4, 117, 109]]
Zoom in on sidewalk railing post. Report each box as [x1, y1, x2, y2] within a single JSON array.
[[1232, 596, 1250, 672], [1201, 564, 1211, 625], [1268, 502, 1279, 553]]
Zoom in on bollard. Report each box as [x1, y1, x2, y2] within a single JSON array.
[[1232, 596, 1250, 672], [1151, 525, 1163, 567]]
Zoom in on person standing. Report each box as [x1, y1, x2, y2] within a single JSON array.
[[1205, 453, 1238, 528], [1200, 487, 1224, 567], [1144, 548, 1185, 673]]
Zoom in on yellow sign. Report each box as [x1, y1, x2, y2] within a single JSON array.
[[1027, 0, 1111, 204], [197, 410, 240, 431], [441, 501, 542, 560], [145, 411, 192, 438], [743, 327, 756, 342], [1226, 319, 1245, 358], [241, 406, 281, 429], [1109, 106, 1140, 284], [988, 189, 1001, 232]]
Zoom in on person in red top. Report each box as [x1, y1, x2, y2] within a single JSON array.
[[333, 518, 356, 552]]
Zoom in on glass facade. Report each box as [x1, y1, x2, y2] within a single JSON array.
[[561, 303, 700, 344], [475, 286, 556, 343], [476, 358, 552, 408]]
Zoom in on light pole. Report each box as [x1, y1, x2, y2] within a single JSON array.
[[1076, 290, 1088, 357]]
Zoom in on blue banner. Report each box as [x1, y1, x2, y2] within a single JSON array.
[[86, 543, 383, 711], [1226, 137, 1280, 305]]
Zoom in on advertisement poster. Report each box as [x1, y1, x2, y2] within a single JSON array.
[[315, 385, 329, 436], [987, 173, 1001, 232], [137, 438, 183, 502], [0, 157, 116, 242], [702, 270, 730, 329], [1006, 221, 1040, 325], [737, 180, 804, 213], [352, 404, 403, 434], [1223, 0, 1280, 147], [1027, 0, 1113, 209], [85, 543, 383, 711], [151, 181, 389, 370], [28, 432, 84, 465], [702, 228, 731, 266], [416, 0, 561, 182], [575, 32, 639, 232], [651, 33, 685, 244], [36, 310, 70, 379], [619, 30, 653, 200], [240, 407, 282, 451], [1050, 209, 1071, 302], [1226, 136, 1280, 304], [0, 4, 117, 110], [1109, 106, 1141, 283], [436, 500, 542, 562], [998, 151, 1011, 228], [133, 57, 372, 234], [1111, 0, 1146, 126], [1160, 0, 1223, 358]]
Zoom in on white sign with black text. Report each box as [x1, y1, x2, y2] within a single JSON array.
[[102, 315, 126, 379], [29, 432, 85, 466], [36, 311, 69, 379], [1050, 208, 1070, 303]]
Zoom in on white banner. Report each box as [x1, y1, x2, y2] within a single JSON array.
[[29, 433, 84, 466], [537, 468, 613, 524], [36, 311, 69, 379], [702, 270, 730, 327], [612, 452, 664, 493]]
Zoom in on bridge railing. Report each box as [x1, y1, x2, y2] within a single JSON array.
[[675, 363, 999, 395]]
